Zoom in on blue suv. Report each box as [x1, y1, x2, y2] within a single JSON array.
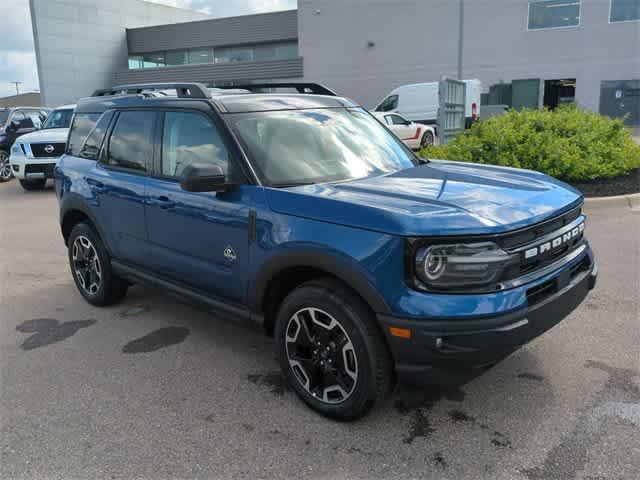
[[56, 83, 597, 419]]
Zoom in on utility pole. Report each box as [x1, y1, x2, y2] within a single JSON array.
[[10, 81, 23, 96], [457, 0, 464, 80]]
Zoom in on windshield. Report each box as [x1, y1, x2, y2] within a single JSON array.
[[230, 108, 417, 186], [42, 109, 74, 129], [0, 110, 9, 126]]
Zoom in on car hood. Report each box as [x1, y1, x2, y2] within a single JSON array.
[[265, 160, 583, 236], [16, 128, 68, 144]]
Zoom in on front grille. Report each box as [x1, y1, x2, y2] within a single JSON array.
[[25, 163, 55, 177], [526, 256, 591, 306], [30, 142, 65, 158], [497, 206, 582, 250]]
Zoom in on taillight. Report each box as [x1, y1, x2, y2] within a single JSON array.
[[472, 102, 478, 121]]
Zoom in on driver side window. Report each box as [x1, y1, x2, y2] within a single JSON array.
[[161, 111, 231, 179]]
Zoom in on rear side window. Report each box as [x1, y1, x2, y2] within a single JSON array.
[[105, 111, 155, 172], [67, 113, 100, 156], [78, 111, 114, 160], [375, 95, 398, 112]]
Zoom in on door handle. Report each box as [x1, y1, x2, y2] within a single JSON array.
[[156, 195, 175, 209]]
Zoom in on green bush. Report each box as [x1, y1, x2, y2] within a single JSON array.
[[419, 106, 640, 182]]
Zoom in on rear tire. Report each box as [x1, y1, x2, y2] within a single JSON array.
[[19, 179, 46, 191], [67, 222, 128, 306], [275, 278, 393, 420], [420, 131, 434, 148]]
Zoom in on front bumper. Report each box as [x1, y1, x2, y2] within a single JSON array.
[[9, 155, 57, 180], [379, 255, 597, 385]]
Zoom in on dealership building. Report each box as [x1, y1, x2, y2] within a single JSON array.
[[30, 0, 639, 124]]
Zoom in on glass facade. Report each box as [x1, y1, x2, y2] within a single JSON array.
[[528, 0, 581, 30], [128, 41, 298, 70], [610, 0, 640, 22]]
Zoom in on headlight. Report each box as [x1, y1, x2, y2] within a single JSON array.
[[11, 144, 24, 156], [413, 242, 517, 291]]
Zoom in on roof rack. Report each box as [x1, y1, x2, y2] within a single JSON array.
[[218, 83, 337, 96], [91, 82, 211, 99]]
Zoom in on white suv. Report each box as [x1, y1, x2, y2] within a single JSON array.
[[9, 104, 75, 191]]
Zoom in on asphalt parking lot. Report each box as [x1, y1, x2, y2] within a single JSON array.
[[1, 180, 638, 480]]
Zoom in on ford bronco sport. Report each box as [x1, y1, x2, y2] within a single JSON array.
[[55, 83, 597, 419]]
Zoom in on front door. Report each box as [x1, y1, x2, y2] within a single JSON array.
[[145, 110, 251, 304]]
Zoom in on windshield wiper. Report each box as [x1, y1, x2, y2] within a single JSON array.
[[270, 181, 316, 188]]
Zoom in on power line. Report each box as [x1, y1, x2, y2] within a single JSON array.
[[9, 81, 23, 95]]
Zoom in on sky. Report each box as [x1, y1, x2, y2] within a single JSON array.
[[0, 0, 296, 99]]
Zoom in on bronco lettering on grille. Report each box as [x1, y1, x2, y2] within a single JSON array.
[[524, 222, 585, 260]]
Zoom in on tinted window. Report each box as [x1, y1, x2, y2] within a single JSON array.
[[375, 95, 398, 112], [0, 110, 9, 125], [528, 0, 580, 30], [230, 108, 416, 186], [610, 0, 640, 22], [106, 111, 155, 172], [79, 112, 114, 160], [42, 109, 73, 129], [67, 113, 100, 156], [166, 50, 188, 65], [10, 111, 25, 125], [161, 111, 230, 178], [188, 48, 213, 64], [389, 115, 407, 125]]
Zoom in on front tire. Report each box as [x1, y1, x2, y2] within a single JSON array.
[[19, 179, 46, 191], [0, 150, 12, 182], [275, 278, 393, 420], [67, 223, 128, 306]]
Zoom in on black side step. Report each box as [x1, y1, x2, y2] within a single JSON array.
[[111, 260, 263, 328]]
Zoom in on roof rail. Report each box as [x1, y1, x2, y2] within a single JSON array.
[[219, 83, 337, 96], [91, 82, 211, 99]]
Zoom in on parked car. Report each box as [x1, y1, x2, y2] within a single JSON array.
[[374, 79, 482, 128], [9, 104, 75, 190], [0, 107, 50, 182], [372, 111, 436, 149], [56, 82, 597, 420]]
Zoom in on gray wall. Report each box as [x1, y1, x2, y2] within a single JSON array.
[[0, 92, 41, 108], [127, 10, 298, 52], [30, 0, 208, 107], [299, 0, 639, 110]]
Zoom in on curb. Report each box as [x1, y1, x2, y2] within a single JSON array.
[[583, 192, 640, 210]]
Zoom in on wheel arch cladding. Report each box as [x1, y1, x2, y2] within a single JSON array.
[[252, 249, 392, 334], [61, 206, 105, 249]]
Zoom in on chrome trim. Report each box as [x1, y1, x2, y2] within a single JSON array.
[[498, 243, 587, 290]]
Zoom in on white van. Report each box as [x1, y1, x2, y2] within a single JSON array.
[[374, 79, 482, 128]]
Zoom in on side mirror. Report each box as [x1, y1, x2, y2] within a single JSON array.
[[6, 121, 18, 132], [180, 163, 229, 192]]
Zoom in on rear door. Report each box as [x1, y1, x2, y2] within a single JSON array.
[[89, 110, 156, 267], [145, 109, 251, 303]]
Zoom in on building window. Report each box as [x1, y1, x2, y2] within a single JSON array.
[[128, 55, 143, 69], [166, 50, 188, 65], [610, 0, 640, 22], [127, 42, 299, 70], [528, 0, 581, 30], [216, 47, 254, 63], [188, 48, 214, 64], [142, 52, 165, 68]]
